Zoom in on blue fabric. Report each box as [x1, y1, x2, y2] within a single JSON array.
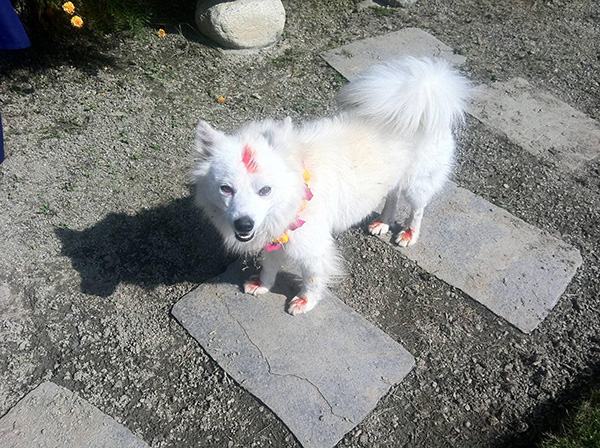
[[0, 0, 31, 50], [0, 0, 30, 162]]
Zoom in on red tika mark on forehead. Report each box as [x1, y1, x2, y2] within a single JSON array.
[[242, 144, 258, 174]]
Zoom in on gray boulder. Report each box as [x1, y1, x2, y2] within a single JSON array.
[[196, 0, 286, 49]]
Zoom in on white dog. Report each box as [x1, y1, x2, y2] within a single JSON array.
[[192, 57, 470, 315]]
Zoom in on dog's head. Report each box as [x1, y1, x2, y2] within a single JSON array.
[[192, 117, 304, 253]]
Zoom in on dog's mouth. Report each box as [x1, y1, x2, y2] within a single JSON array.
[[235, 231, 255, 242]]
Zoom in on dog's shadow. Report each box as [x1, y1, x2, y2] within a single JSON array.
[[54, 200, 407, 301], [55, 196, 233, 297], [229, 259, 303, 311]]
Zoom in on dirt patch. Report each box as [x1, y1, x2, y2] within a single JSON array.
[[1, 0, 599, 446]]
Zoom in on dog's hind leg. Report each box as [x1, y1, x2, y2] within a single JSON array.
[[395, 205, 424, 247], [244, 249, 285, 295], [368, 186, 400, 236], [396, 182, 436, 247]]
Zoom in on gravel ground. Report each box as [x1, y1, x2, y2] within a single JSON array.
[[1, 1, 599, 447]]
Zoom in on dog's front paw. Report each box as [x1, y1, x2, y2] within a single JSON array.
[[395, 228, 418, 247], [287, 296, 317, 316], [368, 220, 389, 236], [243, 275, 269, 296]]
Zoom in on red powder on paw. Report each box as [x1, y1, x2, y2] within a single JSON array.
[[242, 144, 258, 174], [293, 297, 307, 307], [249, 276, 261, 286], [400, 228, 414, 242], [369, 221, 383, 230]]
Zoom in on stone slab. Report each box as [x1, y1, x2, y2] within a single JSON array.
[[0, 382, 150, 448], [321, 27, 466, 80], [172, 263, 414, 448], [467, 77, 600, 171], [376, 181, 582, 333]]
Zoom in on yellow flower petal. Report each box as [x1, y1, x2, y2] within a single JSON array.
[[157, 29, 166, 37], [71, 15, 83, 28], [62, 2, 75, 15], [217, 96, 226, 103]]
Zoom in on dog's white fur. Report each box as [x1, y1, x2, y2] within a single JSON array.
[[192, 57, 470, 315]]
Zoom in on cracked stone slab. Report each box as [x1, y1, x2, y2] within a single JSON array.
[[467, 77, 600, 170], [375, 181, 582, 333], [321, 27, 466, 80], [0, 382, 150, 448], [172, 263, 414, 448]]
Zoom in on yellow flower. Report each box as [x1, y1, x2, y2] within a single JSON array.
[[71, 15, 83, 28], [217, 96, 226, 103], [62, 2, 75, 15], [157, 29, 166, 37]]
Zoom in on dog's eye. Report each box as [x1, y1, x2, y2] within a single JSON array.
[[259, 186, 271, 197], [220, 185, 233, 195]]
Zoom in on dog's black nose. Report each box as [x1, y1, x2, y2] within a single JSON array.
[[234, 217, 254, 233]]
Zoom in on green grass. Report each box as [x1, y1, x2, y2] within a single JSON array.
[[38, 201, 56, 216], [371, 7, 396, 16], [542, 389, 600, 448]]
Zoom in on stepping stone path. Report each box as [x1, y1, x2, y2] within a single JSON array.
[[173, 262, 414, 448], [467, 77, 600, 171], [0, 382, 150, 448], [168, 27, 588, 448]]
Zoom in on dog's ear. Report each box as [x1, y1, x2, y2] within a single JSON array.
[[263, 117, 294, 151], [194, 120, 224, 159]]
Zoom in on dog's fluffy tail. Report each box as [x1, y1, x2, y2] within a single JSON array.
[[337, 57, 471, 135]]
